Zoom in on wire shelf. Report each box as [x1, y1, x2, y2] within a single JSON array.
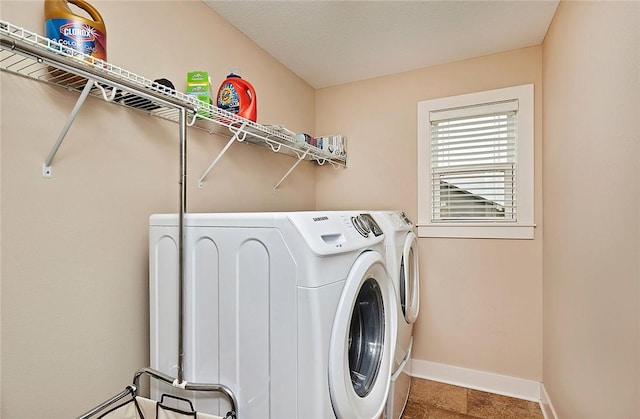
[[0, 19, 347, 176]]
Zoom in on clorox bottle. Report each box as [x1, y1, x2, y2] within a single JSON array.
[[217, 72, 257, 122], [44, 0, 107, 61]]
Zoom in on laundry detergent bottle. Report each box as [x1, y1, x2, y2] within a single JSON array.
[[44, 0, 107, 61], [216, 72, 257, 122]]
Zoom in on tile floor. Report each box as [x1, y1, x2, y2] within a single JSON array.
[[402, 378, 544, 419]]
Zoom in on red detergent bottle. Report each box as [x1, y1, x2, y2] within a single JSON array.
[[217, 72, 257, 122]]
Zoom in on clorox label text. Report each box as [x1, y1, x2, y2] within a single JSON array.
[[60, 23, 96, 41]]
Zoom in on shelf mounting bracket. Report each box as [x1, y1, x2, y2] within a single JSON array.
[[273, 150, 309, 191], [43, 78, 95, 178], [198, 121, 248, 188]]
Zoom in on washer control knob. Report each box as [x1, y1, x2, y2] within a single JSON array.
[[351, 215, 371, 237]]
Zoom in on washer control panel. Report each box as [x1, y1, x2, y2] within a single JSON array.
[[351, 213, 383, 238], [288, 211, 385, 255]]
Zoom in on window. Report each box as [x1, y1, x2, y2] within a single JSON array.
[[417, 84, 534, 239]]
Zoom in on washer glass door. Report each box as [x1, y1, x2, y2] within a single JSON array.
[[349, 277, 384, 397], [328, 251, 397, 419]]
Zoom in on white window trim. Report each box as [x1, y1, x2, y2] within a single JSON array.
[[417, 84, 535, 239]]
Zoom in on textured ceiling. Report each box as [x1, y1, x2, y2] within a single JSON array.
[[204, 1, 559, 89]]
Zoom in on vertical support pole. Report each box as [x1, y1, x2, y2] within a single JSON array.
[[177, 107, 187, 385]]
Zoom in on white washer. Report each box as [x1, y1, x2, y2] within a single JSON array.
[[149, 211, 397, 419], [370, 211, 420, 419]]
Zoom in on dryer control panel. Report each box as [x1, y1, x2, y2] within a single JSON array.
[[388, 211, 414, 230]]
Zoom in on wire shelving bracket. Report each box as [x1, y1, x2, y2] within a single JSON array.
[[273, 150, 309, 191], [198, 121, 249, 188], [43, 78, 94, 178]]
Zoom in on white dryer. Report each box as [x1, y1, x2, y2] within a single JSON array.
[[149, 211, 397, 419], [370, 211, 420, 419]]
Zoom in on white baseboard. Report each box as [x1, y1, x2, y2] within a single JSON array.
[[540, 383, 559, 419], [409, 359, 541, 403]]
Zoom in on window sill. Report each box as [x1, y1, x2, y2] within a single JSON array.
[[417, 224, 535, 240]]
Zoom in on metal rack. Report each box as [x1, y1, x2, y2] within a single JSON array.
[[77, 368, 237, 418], [0, 19, 347, 190]]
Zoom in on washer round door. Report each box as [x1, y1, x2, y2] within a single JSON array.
[[401, 231, 420, 324], [328, 251, 397, 419]]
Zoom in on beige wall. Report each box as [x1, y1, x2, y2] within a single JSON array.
[[542, 1, 640, 418], [0, 1, 317, 417], [3, 1, 639, 418], [316, 47, 544, 381]]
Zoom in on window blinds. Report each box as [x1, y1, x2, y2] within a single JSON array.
[[429, 100, 518, 222]]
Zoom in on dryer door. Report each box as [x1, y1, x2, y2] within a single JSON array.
[[401, 231, 420, 323], [328, 251, 397, 419]]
